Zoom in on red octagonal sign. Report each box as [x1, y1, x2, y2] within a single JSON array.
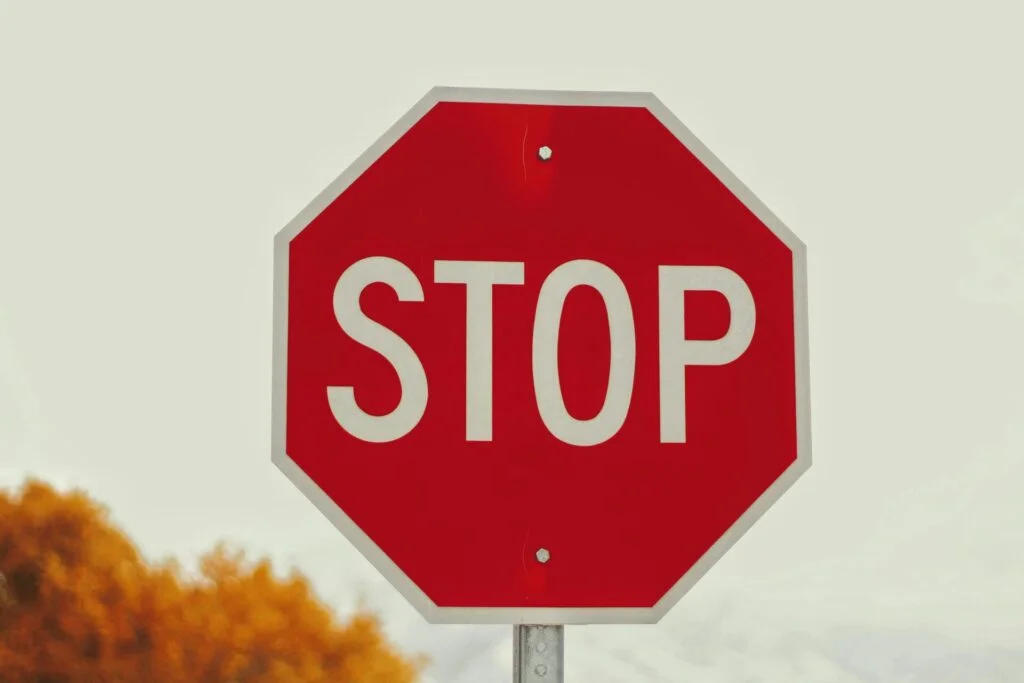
[[272, 87, 811, 624]]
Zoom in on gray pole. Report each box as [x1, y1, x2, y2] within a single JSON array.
[[513, 624, 564, 683]]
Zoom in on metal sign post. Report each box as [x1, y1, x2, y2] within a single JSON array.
[[513, 625, 564, 683]]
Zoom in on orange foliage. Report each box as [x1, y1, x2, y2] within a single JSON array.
[[0, 480, 425, 683]]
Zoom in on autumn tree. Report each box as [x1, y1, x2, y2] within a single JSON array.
[[0, 479, 425, 683]]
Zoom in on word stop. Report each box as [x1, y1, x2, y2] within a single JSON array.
[[327, 257, 755, 446]]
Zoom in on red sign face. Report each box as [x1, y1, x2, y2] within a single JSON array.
[[272, 88, 811, 624]]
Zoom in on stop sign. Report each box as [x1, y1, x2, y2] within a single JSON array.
[[272, 87, 810, 624]]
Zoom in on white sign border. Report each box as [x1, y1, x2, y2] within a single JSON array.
[[271, 86, 812, 625]]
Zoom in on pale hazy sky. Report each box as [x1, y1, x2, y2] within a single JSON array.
[[2, 2, 1023, 681]]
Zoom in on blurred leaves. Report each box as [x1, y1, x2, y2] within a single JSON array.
[[0, 479, 425, 683]]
